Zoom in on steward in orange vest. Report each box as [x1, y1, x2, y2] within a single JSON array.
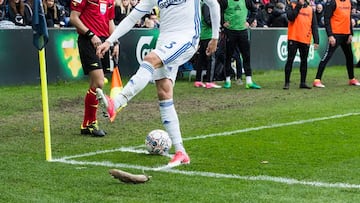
[[313, 0, 360, 87], [283, 0, 319, 90]]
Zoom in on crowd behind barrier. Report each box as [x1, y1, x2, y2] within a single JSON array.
[[2, 0, 360, 28], [2, 0, 360, 86], [0, 0, 159, 28], [1, 27, 360, 86]]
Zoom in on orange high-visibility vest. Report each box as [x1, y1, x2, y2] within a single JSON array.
[[330, 0, 351, 34], [288, 3, 313, 44]]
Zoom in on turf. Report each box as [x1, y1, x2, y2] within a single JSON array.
[[0, 66, 360, 202]]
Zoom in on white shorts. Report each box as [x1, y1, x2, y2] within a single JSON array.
[[152, 37, 197, 84]]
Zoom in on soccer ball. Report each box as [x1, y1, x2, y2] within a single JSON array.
[[145, 129, 172, 155]]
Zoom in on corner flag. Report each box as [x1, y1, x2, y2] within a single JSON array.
[[110, 57, 124, 99], [32, 0, 52, 161], [32, 0, 48, 50]]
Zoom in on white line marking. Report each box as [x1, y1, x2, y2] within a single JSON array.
[[60, 147, 172, 160], [184, 112, 360, 141], [51, 158, 360, 189], [53, 112, 360, 189]]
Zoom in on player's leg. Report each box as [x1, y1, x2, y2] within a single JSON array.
[[156, 79, 190, 166], [314, 37, 338, 87], [115, 52, 162, 106], [223, 30, 236, 88], [283, 40, 297, 89], [78, 35, 106, 137], [152, 40, 195, 166], [96, 51, 162, 122], [194, 39, 207, 87], [298, 42, 311, 89], [156, 78, 190, 167], [238, 30, 261, 89], [340, 41, 360, 86]]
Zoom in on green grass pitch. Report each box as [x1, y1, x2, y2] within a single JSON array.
[[0, 67, 359, 202]]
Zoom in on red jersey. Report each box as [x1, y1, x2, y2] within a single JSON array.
[[71, 0, 115, 37]]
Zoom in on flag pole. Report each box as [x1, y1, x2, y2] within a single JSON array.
[[39, 48, 52, 161], [33, 0, 51, 161]]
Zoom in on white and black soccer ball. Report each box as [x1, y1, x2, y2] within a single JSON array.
[[145, 129, 172, 155]]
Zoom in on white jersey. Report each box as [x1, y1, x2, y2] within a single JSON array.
[[107, 0, 220, 83], [107, 0, 220, 46]]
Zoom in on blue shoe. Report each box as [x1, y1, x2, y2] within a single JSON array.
[[246, 82, 261, 89], [223, 81, 231, 89]]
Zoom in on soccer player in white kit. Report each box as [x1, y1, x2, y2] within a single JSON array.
[[96, 0, 220, 167]]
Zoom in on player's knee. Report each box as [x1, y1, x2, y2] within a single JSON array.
[[91, 79, 104, 89], [143, 53, 162, 68], [157, 89, 171, 100]]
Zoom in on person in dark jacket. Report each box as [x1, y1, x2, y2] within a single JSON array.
[[267, 2, 288, 27]]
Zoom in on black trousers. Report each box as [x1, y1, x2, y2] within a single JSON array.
[[195, 39, 215, 82], [316, 34, 354, 80], [284, 40, 310, 84], [224, 29, 252, 78]]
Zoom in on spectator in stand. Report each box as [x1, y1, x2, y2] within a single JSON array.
[[142, 15, 154, 28], [149, 12, 159, 27], [309, 0, 316, 11], [315, 0, 326, 4], [351, 17, 357, 27], [43, 0, 66, 27], [267, 2, 288, 27], [355, 0, 360, 11], [249, 18, 257, 27], [130, 0, 137, 9], [130, 0, 143, 27], [254, 0, 267, 27], [130, 0, 144, 28], [194, 0, 221, 89], [262, 0, 270, 5], [315, 3, 324, 27], [57, 0, 71, 26], [0, 0, 10, 22], [351, 6, 360, 27], [261, 2, 274, 27], [8, 0, 31, 26], [222, 0, 262, 89], [283, 0, 319, 90], [142, 12, 159, 28], [313, 0, 360, 87], [114, 0, 131, 25], [23, 0, 33, 25]]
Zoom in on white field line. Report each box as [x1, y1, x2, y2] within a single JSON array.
[[53, 112, 360, 189], [183, 112, 360, 141], [51, 158, 360, 189]]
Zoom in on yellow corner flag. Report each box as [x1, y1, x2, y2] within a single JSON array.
[[32, 0, 52, 161], [110, 64, 123, 99]]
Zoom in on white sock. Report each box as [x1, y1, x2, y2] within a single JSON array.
[[246, 76, 253, 84], [114, 62, 154, 108], [226, 76, 231, 83], [159, 99, 185, 153]]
